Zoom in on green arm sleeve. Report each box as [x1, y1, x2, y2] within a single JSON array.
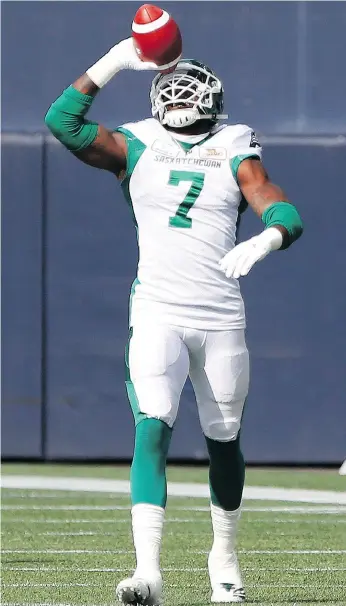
[[262, 201, 304, 249], [44, 86, 98, 152], [230, 153, 261, 184]]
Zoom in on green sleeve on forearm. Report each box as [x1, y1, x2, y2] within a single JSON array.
[[45, 85, 98, 152], [262, 201, 304, 249]]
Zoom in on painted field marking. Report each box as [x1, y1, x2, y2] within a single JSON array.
[[3, 504, 346, 515], [2, 475, 346, 504], [2, 548, 346, 555], [3, 582, 346, 589], [1, 604, 112, 606], [248, 517, 346, 524], [9, 519, 341, 537], [243, 506, 346, 513], [36, 531, 120, 536], [3, 583, 106, 588], [1, 549, 131, 554], [2, 565, 346, 573], [1, 518, 123, 524], [1, 491, 129, 499], [2, 602, 114, 606], [2, 504, 346, 523], [0, 505, 114, 512], [3, 511, 346, 530]]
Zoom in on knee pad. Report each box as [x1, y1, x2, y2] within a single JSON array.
[[210, 350, 249, 404], [128, 324, 188, 427], [198, 349, 249, 441], [202, 398, 245, 441]]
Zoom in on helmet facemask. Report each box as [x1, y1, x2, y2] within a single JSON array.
[[150, 60, 226, 129]]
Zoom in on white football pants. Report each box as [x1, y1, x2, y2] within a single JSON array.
[[128, 322, 249, 441]]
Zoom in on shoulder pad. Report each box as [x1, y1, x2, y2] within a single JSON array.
[[217, 124, 262, 159], [116, 118, 161, 146]]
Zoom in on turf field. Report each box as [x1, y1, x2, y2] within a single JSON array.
[[1, 464, 346, 606]]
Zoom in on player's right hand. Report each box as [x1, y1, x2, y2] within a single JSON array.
[[111, 38, 159, 71], [86, 37, 159, 89]]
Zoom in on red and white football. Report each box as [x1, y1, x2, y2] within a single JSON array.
[[132, 4, 182, 73]]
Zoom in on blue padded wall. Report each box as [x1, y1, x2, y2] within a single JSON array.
[[2, 1, 346, 462], [1, 135, 43, 457], [2, 2, 346, 134]]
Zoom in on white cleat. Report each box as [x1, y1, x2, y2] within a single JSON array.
[[116, 574, 162, 606], [211, 583, 245, 603], [208, 549, 245, 603]]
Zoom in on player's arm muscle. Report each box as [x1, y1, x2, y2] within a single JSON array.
[[238, 157, 303, 248], [237, 158, 289, 241], [45, 74, 126, 176]]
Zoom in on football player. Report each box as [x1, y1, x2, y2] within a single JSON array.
[[45, 38, 303, 604]]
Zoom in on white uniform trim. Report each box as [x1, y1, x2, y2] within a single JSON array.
[[132, 11, 170, 34]]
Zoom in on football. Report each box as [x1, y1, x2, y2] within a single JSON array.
[[132, 4, 182, 73]]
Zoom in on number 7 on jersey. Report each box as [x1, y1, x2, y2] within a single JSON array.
[[169, 170, 205, 228]]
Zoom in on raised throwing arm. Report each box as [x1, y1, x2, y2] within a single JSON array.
[[45, 38, 158, 176]]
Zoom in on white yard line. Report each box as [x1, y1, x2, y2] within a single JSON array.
[[1, 584, 107, 590], [3, 504, 346, 514], [3, 508, 346, 532], [3, 505, 346, 515], [1, 491, 129, 499], [3, 582, 346, 589], [6, 515, 343, 534], [2, 604, 113, 606], [243, 506, 346, 513], [248, 517, 346, 524], [1, 549, 131, 554], [2, 548, 346, 555], [2, 518, 215, 534], [36, 531, 119, 536], [2, 566, 346, 573], [2, 505, 130, 511], [2, 603, 110, 606], [2, 475, 346, 504]]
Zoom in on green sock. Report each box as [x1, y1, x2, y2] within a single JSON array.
[[130, 418, 172, 507], [205, 435, 245, 511]]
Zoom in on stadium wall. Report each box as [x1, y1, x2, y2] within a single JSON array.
[[2, 1, 346, 462]]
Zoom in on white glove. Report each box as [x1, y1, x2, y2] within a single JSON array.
[[219, 227, 283, 279], [86, 38, 158, 88]]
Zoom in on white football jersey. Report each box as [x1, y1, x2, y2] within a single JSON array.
[[116, 118, 262, 330]]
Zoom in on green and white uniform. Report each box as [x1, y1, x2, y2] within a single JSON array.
[[118, 118, 261, 438], [117, 118, 262, 331]]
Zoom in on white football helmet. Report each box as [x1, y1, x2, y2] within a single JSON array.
[[150, 59, 226, 129]]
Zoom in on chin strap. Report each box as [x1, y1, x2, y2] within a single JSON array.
[[162, 108, 200, 128], [160, 108, 229, 129]]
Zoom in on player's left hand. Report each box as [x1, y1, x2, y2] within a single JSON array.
[[219, 228, 283, 279]]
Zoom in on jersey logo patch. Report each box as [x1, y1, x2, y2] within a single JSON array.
[[199, 147, 227, 160], [151, 140, 179, 157], [250, 131, 261, 148]]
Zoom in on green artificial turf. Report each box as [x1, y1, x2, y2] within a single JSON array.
[[1, 464, 346, 605]]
